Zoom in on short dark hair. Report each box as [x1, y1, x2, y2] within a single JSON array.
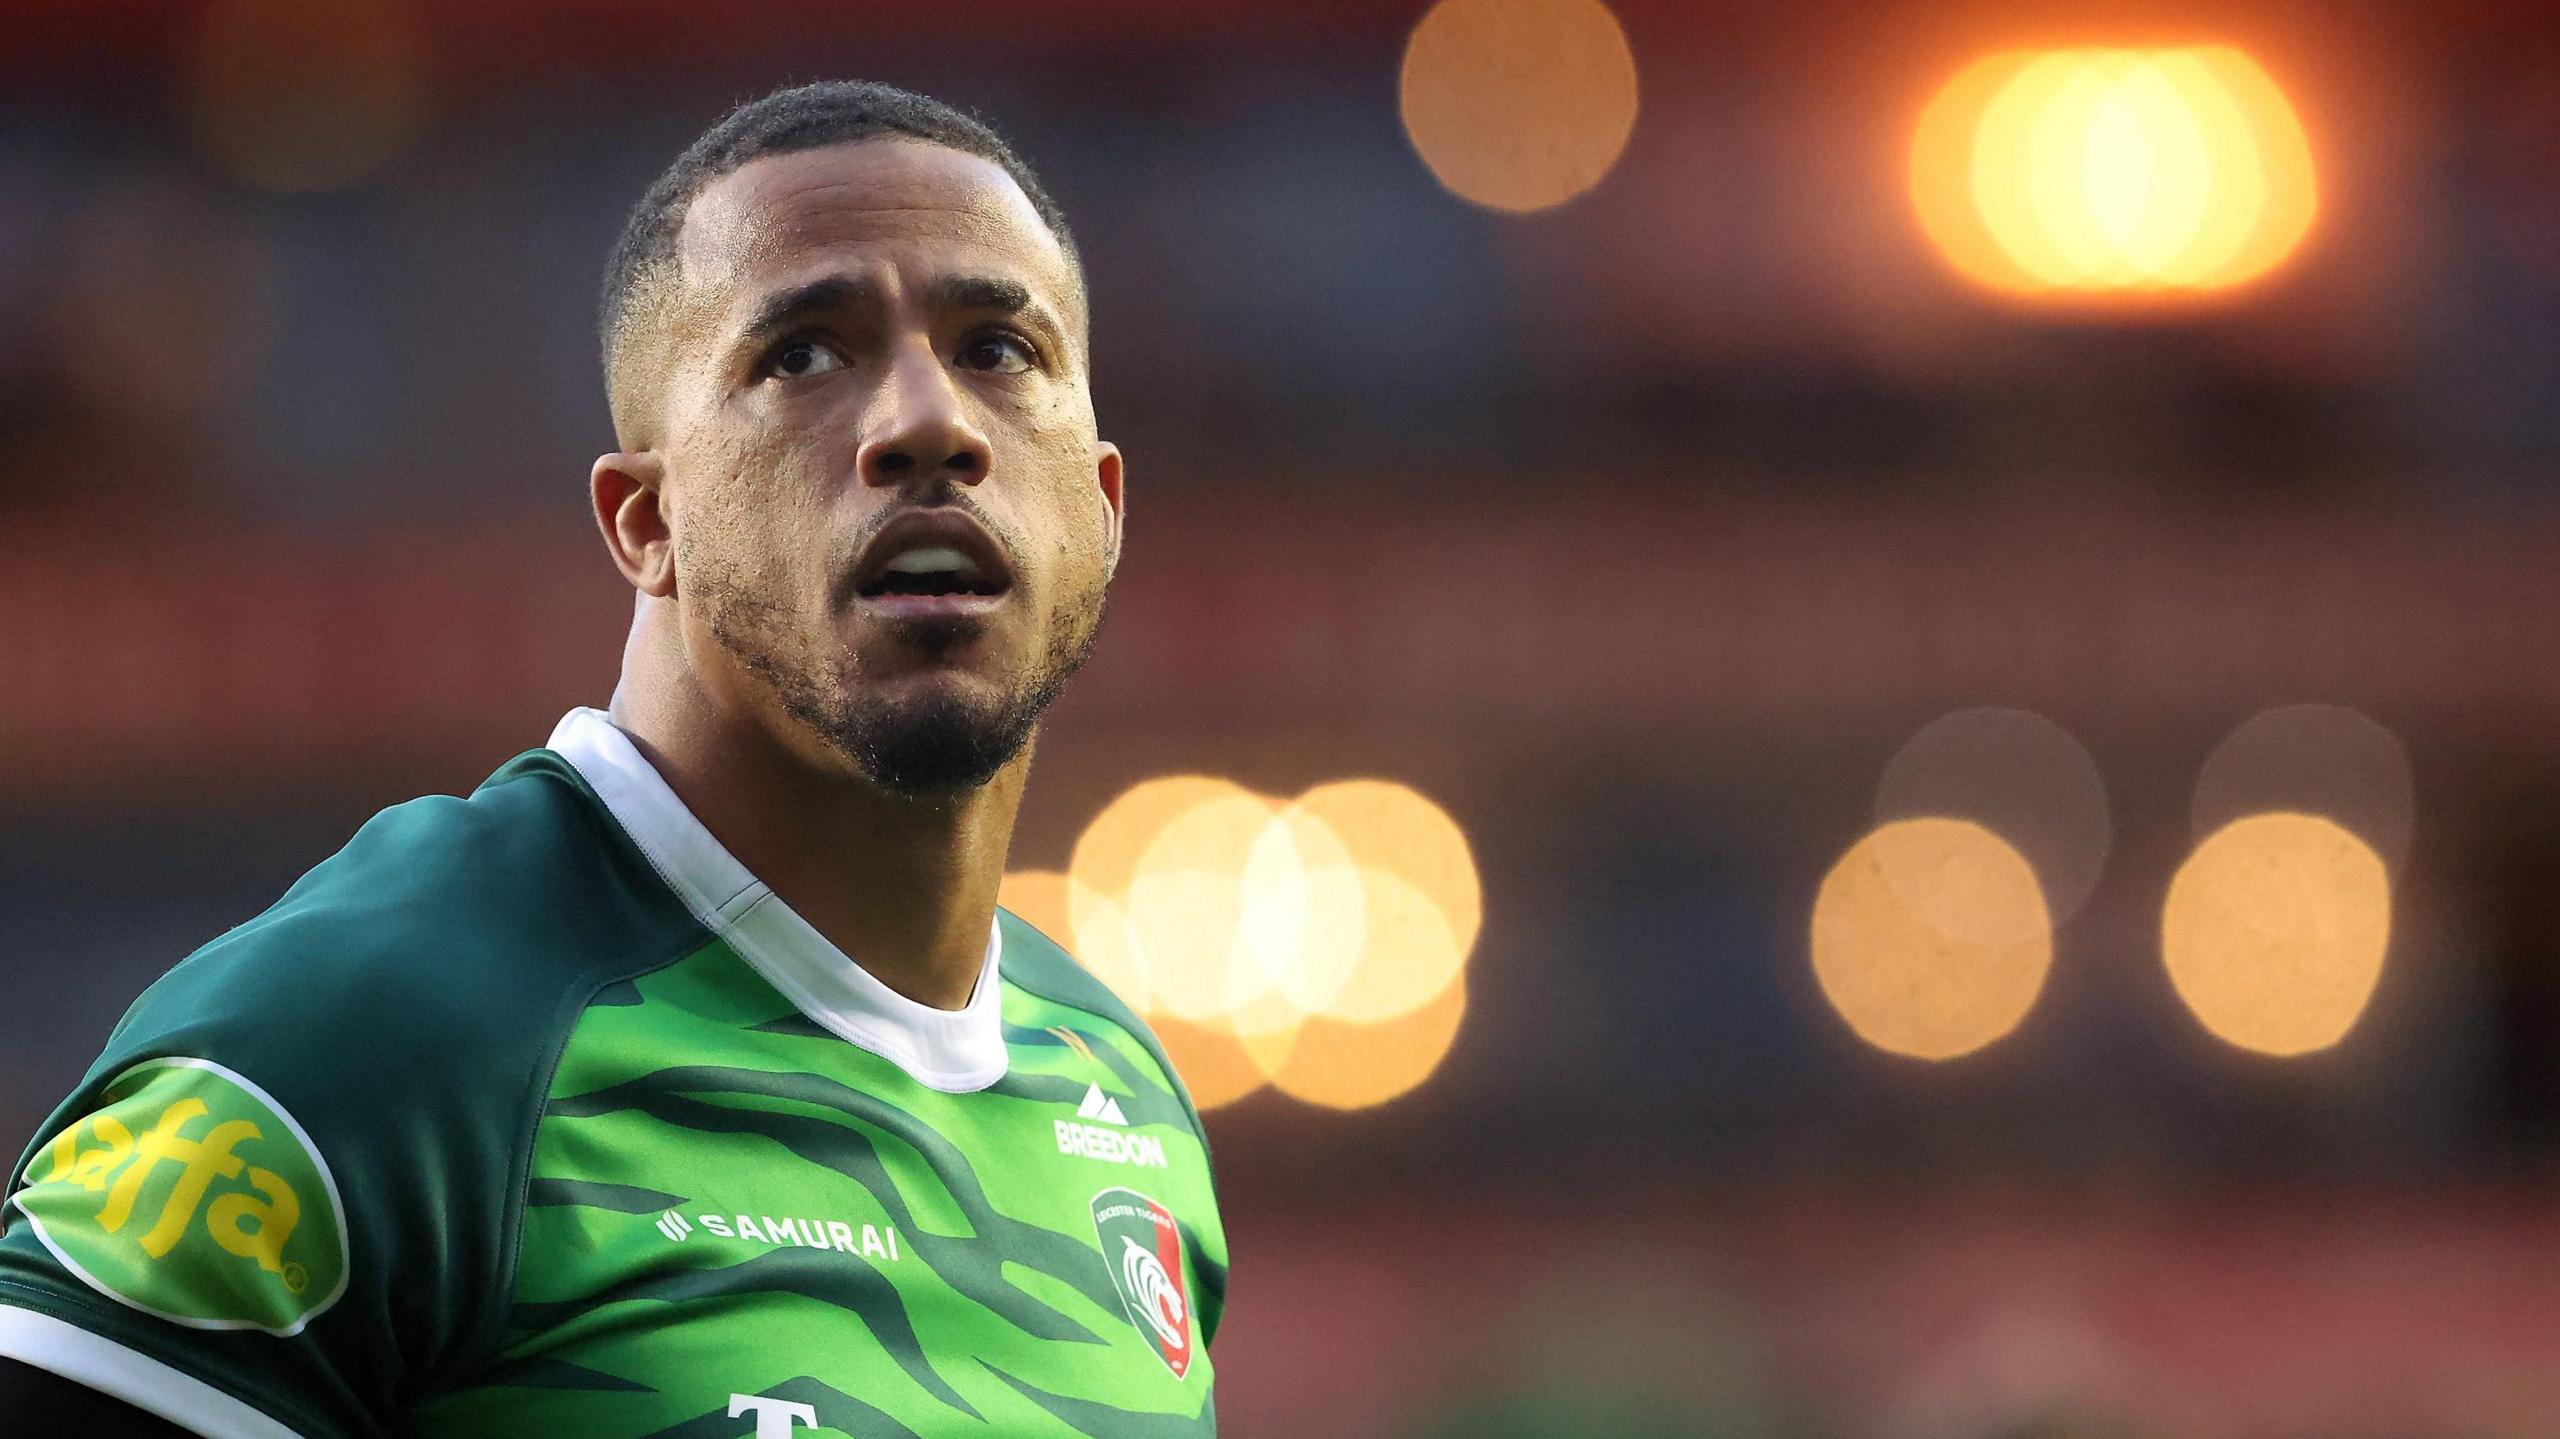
[[598, 80, 1082, 437]]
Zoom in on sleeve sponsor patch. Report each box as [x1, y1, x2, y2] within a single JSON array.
[[9, 1057, 350, 1336]]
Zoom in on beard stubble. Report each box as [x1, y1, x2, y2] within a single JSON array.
[[696, 555, 1105, 799]]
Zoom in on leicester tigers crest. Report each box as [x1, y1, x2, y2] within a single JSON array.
[[1089, 1187, 1192, 1378]]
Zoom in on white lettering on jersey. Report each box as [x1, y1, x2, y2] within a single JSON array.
[[660, 1210, 902, 1260], [1056, 1118, 1171, 1168], [729, 1393, 818, 1437]]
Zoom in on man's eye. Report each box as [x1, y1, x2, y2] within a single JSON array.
[[956, 332, 1035, 375], [766, 340, 844, 380]]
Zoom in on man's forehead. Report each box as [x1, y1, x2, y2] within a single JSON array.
[[674, 140, 1070, 315]]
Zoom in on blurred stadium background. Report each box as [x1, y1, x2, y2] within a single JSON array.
[[8, 0, 2560, 1433]]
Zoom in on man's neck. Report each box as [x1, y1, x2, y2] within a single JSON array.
[[608, 667, 1024, 1014]]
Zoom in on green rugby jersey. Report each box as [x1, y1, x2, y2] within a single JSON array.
[[0, 708, 1225, 1438]]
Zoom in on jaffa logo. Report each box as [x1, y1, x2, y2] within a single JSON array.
[[12, 1058, 349, 1335], [1088, 1187, 1192, 1379]]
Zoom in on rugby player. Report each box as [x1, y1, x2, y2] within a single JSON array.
[[0, 80, 1222, 1436]]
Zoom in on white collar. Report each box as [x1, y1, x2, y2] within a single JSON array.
[[545, 707, 1008, 1093]]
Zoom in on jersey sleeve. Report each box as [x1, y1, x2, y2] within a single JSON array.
[[0, 760, 708, 1439], [0, 907, 524, 1439]]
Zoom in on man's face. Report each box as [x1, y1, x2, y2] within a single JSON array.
[[648, 140, 1120, 795]]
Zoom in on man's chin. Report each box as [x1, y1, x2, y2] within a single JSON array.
[[840, 692, 1035, 798]]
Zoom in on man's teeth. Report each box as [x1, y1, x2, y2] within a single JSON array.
[[882, 546, 982, 578]]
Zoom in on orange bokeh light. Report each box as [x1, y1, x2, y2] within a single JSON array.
[[1068, 776, 1249, 1013], [995, 869, 1072, 948], [1270, 979, 1469, 1111], [1399, 0, 1639, 213], [1811, 818, 2054, 1060], [2162, 812, 2390, 1056], [1150, 1012, 1276, 1113], [1911, 45, 2317, 298], [1038, 774, 1484, 1110], [1128, 788, 1295, 1023], [1287, 781, 1480, 1023]]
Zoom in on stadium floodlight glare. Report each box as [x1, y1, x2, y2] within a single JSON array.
[[1911, 45, 2317, 299]]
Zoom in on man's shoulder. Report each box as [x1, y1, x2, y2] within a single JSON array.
[[111, 748, 709, 1075], [270, 747, 691, 954], [995, 908, 1144, 1035], [0, 750, 712, 1408]]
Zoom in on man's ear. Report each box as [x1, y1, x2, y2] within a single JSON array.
[[592, 450, 676, 597], [1092, 440, 1125, 573]]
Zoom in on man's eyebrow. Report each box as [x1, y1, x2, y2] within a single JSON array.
[[735, 276, 875, 348], [928, 274, 1033, 316]]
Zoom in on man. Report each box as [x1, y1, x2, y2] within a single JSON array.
[[0, 80, 1223, 1436]]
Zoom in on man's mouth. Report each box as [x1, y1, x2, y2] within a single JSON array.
[[857, 545, 1008, 599], [847, 511, 1018, 626]]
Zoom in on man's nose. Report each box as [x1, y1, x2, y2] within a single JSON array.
[[856, 346, 993, 488]]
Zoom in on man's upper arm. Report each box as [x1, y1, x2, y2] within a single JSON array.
[[0, 762, 709, 1436], [0, 912, 535, 1438]]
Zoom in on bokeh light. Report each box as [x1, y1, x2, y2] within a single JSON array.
[[1031, 775, 1483, 1110], [996, 869, 1072, 946], [1286, 780, 1481, 1022], [1270, 980, 1468, 1110], [185, 0, 433, 193], [1811, 818, 2053, 1060], [1068, 776, 1247, 1012], [1127, 788, 1288, 1022], [1149, 1012, 1282, 1113], [1875, 708, 2112, 925], [2193, 704, 2413, 873], [1237, 805, 1371, 1017], [1399, 0, 1639, 213], [2162, 812, 2391, 1057], [1911, 46, 2316, 297]]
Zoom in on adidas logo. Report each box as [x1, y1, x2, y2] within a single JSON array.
[[1056, 1083, 1168, 1169], [1076, 1082, 1130, 1127], [655, 1211, 694, 1242]]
